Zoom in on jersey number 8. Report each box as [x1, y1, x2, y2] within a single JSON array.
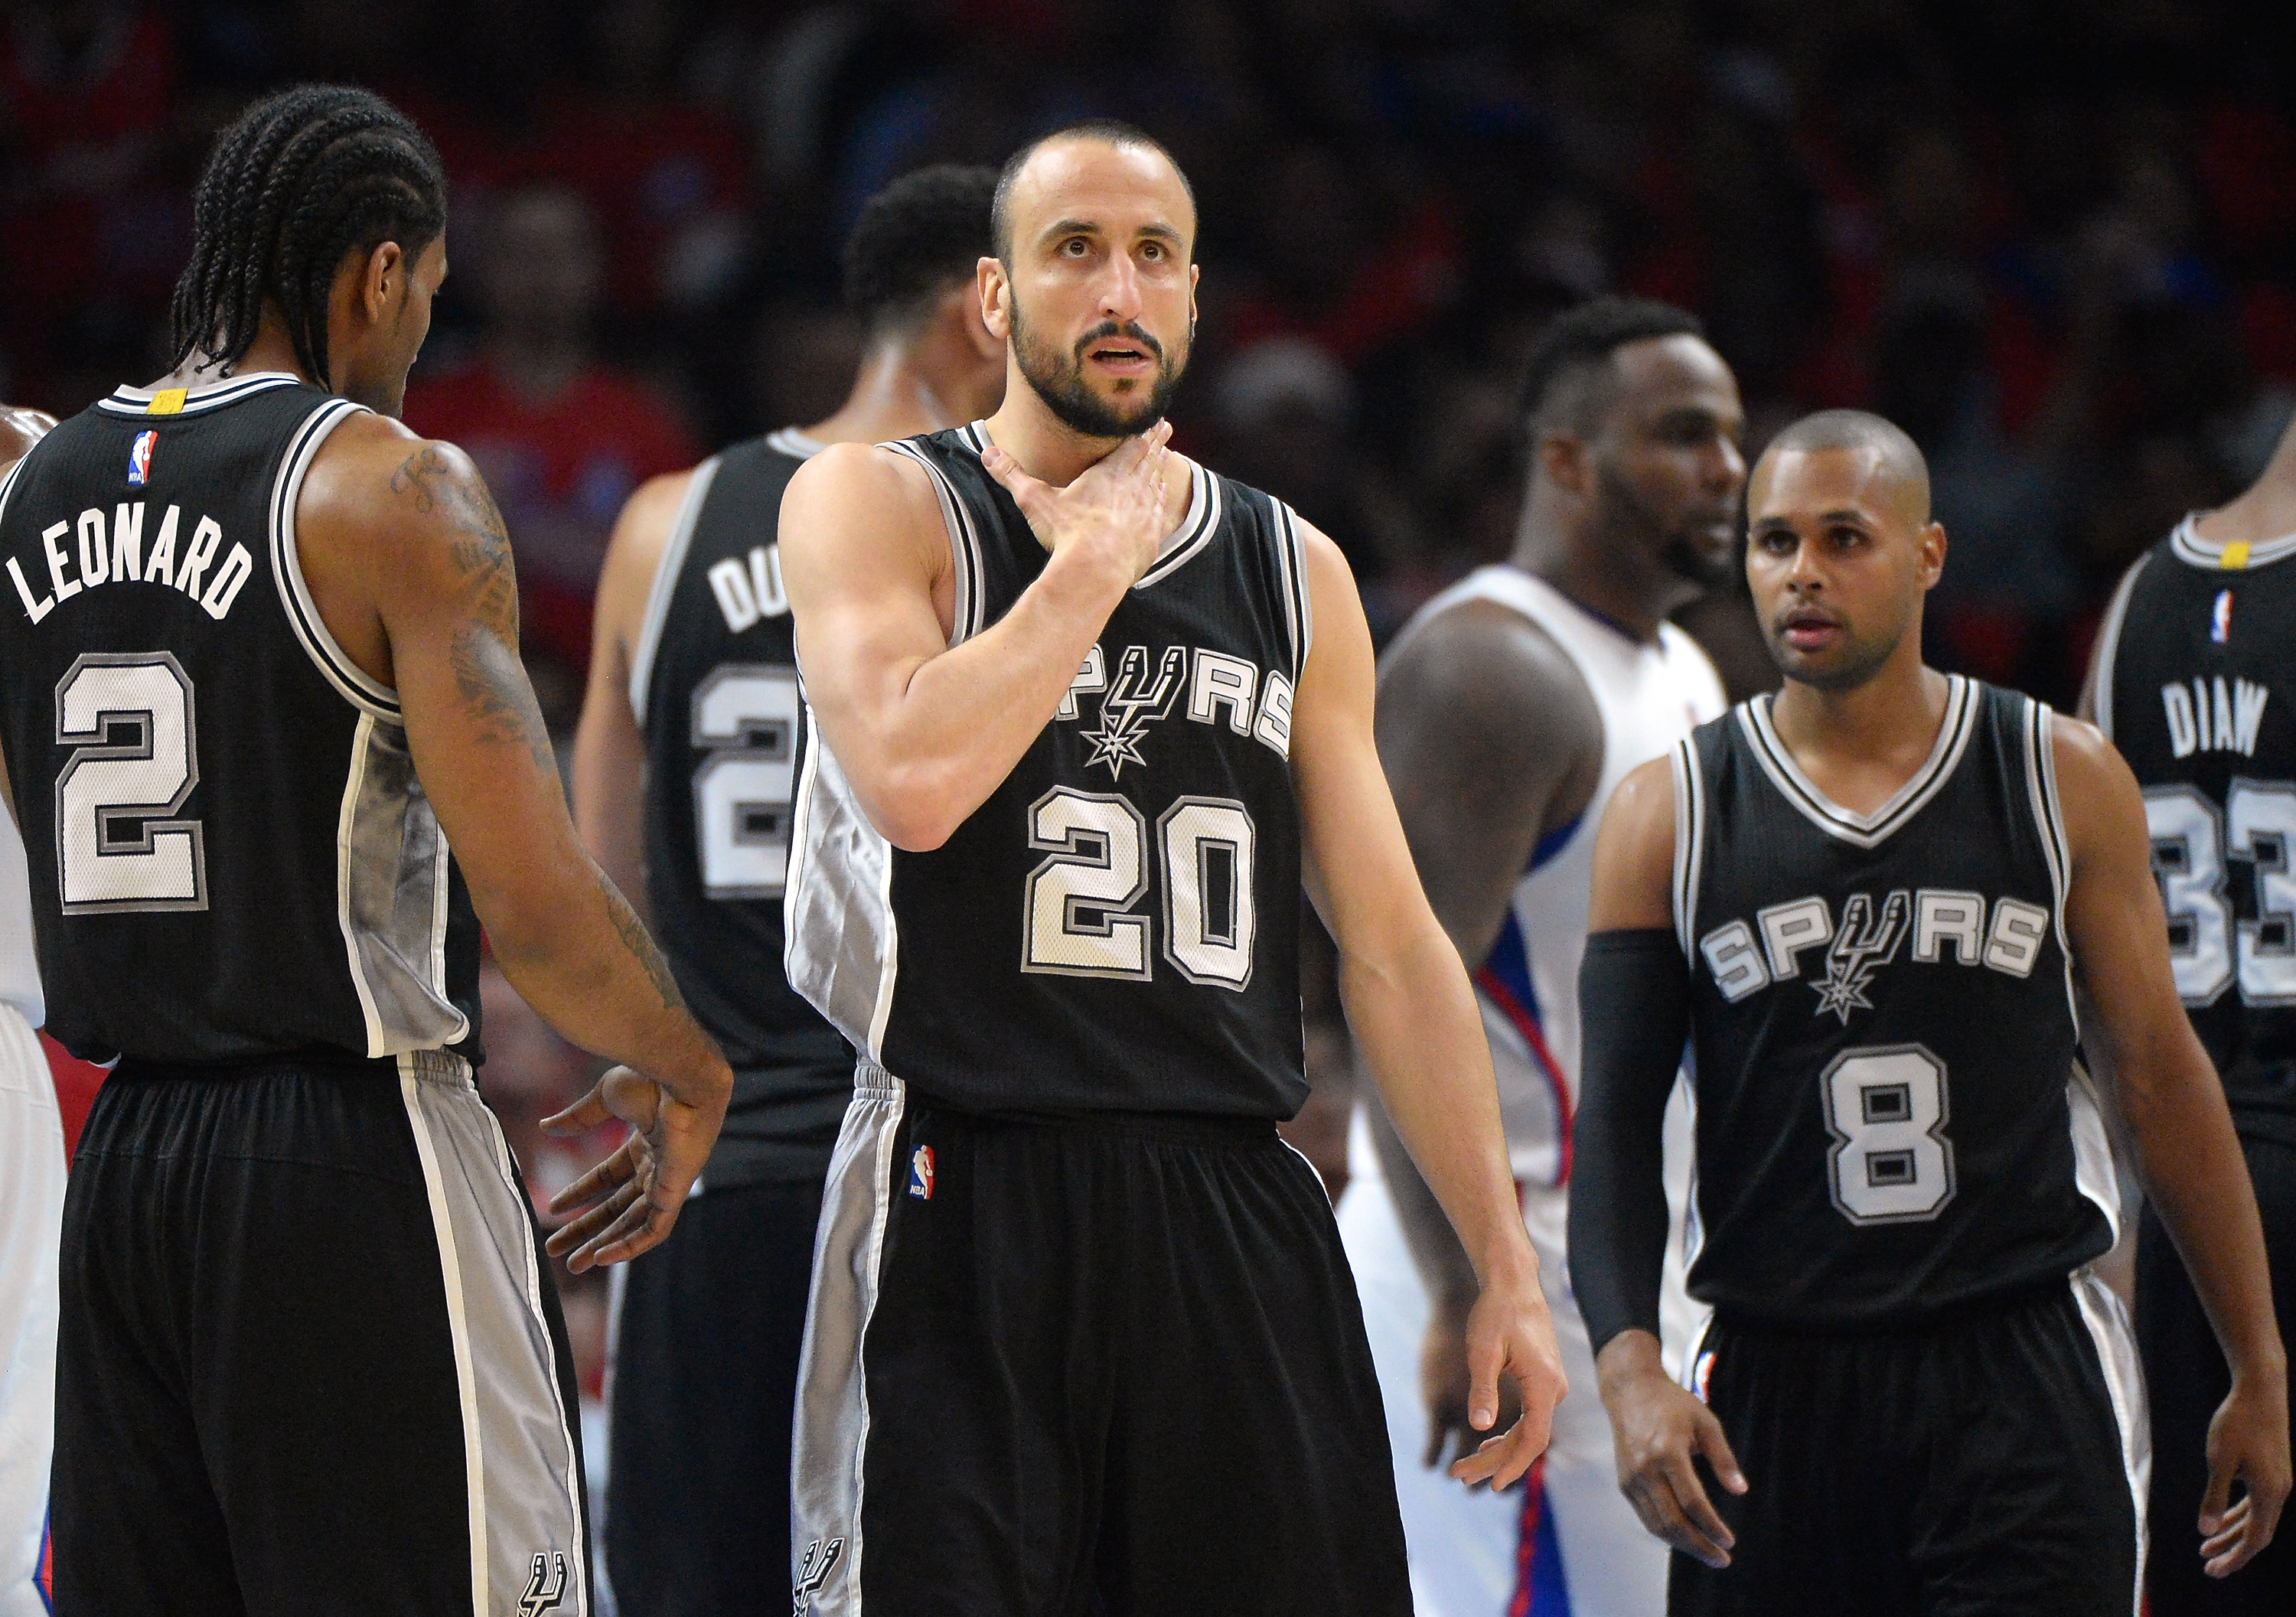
[[1022, 786, 1257, 990], [1821, 1044, 1956, 1224]]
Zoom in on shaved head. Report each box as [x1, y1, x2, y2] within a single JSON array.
[[993, 119, 1195, 263], [1754, 409, 1931, 525]]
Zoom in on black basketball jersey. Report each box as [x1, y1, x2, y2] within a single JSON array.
[[1672, 677, 2113, 1330], [787, 422, 1311, 1117], [2093, 518, 2296, 1149], [0, 373, 479, 1066], [633, 428, 853, 1185]]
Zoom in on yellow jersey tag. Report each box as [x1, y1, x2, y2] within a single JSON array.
[[2220, 540, 2252, 570], [145, 389, 188, 416]]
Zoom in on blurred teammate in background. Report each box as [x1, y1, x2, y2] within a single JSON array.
[[2086, 406, 2296, 1612], [0, 403, 60, 1617], [1340, 297, 1741, 1616], [572, 161, 1004, 1616], [0, 86, 730, 1614]]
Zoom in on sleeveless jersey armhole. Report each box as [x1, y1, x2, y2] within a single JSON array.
[[2087, 554, 2150, 742], [880, 438, 983, 646], [2022, 699, 2079, 1032], [627, 454, 721, 722], [1669, 735, 1704, 957], [267, 398, 396, 720], [1271, 499, 1313, 682]]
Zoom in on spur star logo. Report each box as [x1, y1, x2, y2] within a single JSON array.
[[1080, 644, 1187, 779], [518, 1550, 568, 1615], [794, 1537, 846, 1615], [1812, 890, 1910, 1022]]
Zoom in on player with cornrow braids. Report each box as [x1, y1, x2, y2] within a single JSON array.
[[0, 84, 730, 1614]]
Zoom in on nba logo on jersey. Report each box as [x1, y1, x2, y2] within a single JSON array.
[[1692, 1349, 1716, 1405], [2213, 588, 2234, 644], [127, 429, 157, 486], [908, 1144, 935, 1200]]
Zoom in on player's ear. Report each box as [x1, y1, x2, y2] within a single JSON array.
[[949, 282, 1000, 362], [359, 241, 404, 324], [980, 256, 1011, 342], [1917, 520, 1947, 590], [1539, 432, 1592, 498]]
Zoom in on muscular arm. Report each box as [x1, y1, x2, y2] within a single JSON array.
[[1290, 524, 1565, 1488], [1362, 600, 1603, 1461], [571, 471, 691, 916], [2056, 717, 2291, 1574], [304, 425, 731, 1268], [779, 429, 1169, 852]]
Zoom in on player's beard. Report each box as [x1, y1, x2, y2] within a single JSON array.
[[1010, 300, 1184, 439], [1593, 461, 1740, 592]]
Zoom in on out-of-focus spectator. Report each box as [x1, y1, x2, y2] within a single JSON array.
[[403, 184, 698, 683]]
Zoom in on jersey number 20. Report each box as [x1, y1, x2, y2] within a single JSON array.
[[1022, 787, 1257, 989], [1821, 1044, 1955, 1224], [53, 653, 208, 912]]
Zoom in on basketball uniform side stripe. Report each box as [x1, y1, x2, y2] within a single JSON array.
[[2086, 555, 2148, 742], [400, 1066, 490, 1617], [336, 714, 390, 1057], [791, 1071, 909, 1617], [2069, 1270, 2150, 1616], [627, 454, 722, 722]]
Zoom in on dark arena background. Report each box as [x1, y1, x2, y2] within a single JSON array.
[[8, 0, 2294, 1561]]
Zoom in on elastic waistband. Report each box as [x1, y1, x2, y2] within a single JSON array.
[[1711, 1276, 2073, 1342], [913, 1097, 1280, 1149], [112, 1045, 471, 1087]]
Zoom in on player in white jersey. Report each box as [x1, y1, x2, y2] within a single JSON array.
[[0, 404, 59, 1617], [1338, 300, 1744, 1616]]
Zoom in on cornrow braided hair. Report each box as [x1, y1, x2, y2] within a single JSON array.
[[168, 84, 447, 385]]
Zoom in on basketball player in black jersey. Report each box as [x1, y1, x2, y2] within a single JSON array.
[[2086, 407, 2296, 1612], [1570, 409, 2289, 1615], [570, 163, 1003, 1616], [772, 121, 1562, 1615], [0, 87, 732, 1615]]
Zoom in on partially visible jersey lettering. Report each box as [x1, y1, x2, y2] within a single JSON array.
[[1058, 641, 1295, 774]]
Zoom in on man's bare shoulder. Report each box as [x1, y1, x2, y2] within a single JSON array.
[[298, 414, 515, 598], [1382, 594, 1603, 761], [0, 404, 57, 468], [780, 441, 947, 576]]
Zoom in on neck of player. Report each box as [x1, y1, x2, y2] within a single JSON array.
[[983, 366, 1150, 491], [1514, 485, 1691, 643], [2197, 412, 2296, 549], [803, 339, 964, 447], [1771, 637, 1953, 806]]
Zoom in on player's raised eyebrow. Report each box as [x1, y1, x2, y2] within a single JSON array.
[[1037, 217, 1185, 245]]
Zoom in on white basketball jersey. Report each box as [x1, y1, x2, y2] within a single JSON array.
[[0, 812, 41, 1030], [1388, 566, 1726, 1182]]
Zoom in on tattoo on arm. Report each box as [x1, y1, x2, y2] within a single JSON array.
[[604, 875, 687, 1012], [392, 443, 520, 627], [448, 624, 556, 774]]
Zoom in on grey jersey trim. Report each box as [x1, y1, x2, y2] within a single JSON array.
[[1739, 676, 1977, 849], [784, 706, 900, 1060], [96, 371, 302, 417], [269, 397, 396, 719], [628, 455, 723, 722], [2023, 699, 2080, 1032], [2087, 554, 2150, 742], [2170, 512, 2296, 569], [881, 438, 983, 644], [1668, 735, 1704, 957], [335, 712, 472, 1056], [1133, 461, 1219, 588]]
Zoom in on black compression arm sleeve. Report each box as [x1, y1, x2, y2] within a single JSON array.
[[1568, 927, 1693, 1358]]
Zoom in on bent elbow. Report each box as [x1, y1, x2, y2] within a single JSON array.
[[862, 761, 964, 853]]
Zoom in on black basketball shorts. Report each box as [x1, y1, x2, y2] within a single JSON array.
[[2139, 1136, 2296, 1615], [605, 1175, 826, 1617], [1668, 1276, 2144, 1617], [51, 1050, 590, 1615], [788, 1070, 1411, 1617]]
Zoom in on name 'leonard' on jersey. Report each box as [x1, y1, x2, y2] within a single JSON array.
[[787, 424, 1311, 1118], [0, 373, 479, 1067], [1671, 678, 2117, 1330]]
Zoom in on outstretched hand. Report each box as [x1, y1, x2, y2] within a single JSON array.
[[1443, 1265, 1567, 1491], [542, 1063, 721, 1271], [980, 419, 1172, 591], [2198, 1371, 2291, 1576]]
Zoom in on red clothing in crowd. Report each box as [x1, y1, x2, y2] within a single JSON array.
[[403, 359, 696, 669]]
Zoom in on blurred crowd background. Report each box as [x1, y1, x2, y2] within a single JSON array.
[[9, 0, 2295, 1466]]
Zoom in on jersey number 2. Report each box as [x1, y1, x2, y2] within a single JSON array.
[[692, 665, 799, 898], [1022, 787, 1257, 989], [1821, 1044, 1955, 1224], [54, 653, 207, 912]]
